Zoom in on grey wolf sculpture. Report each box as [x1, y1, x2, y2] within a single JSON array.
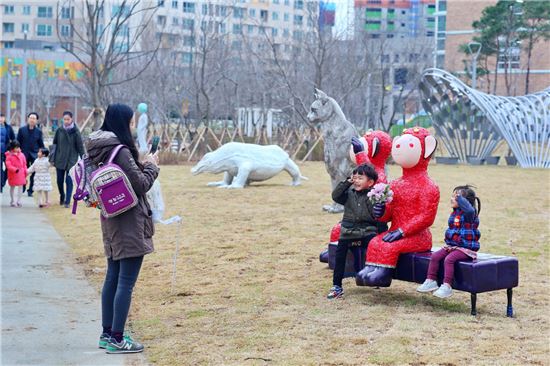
[[307, 89, 357, 213]]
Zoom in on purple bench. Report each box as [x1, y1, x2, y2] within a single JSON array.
[[320, 244, 519, 317]]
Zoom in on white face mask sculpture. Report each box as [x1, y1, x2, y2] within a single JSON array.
[[191, 142, 307, 188]]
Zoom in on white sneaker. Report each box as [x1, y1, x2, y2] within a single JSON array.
[[433, 283, 453, 298], [416, 279, 439, 293]]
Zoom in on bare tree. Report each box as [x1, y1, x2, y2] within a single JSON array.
[[56, 0, 161, 127]]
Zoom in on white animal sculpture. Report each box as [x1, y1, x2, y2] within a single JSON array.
[[307, 88, 357, 213], [191, 142, 307, 188]]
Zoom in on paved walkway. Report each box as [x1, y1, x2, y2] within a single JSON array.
[[1, 193, 148, 366]]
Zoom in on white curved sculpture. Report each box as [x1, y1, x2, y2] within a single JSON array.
[[307, 88, 357, 213], [190, 142, 307, 188], [420, 68, 550, 168]]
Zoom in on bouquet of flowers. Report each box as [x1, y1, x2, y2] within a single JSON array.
[[367, 183, 393, 204]]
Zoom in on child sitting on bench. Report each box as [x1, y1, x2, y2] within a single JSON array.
[[417, 185, 481, 298]]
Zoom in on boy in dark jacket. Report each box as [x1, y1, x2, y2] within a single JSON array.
[[327, 163, 379, 299]]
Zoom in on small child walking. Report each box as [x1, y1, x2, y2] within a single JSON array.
[[27, 147, 52, 207], [5, 140, 27, 207], [417, 185, 481, 298], [327, 164, 379, 299]]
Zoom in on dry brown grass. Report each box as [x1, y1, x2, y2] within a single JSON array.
[[45, 162, 550, 365]]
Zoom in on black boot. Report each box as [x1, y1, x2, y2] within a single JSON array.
[[355, 265, 378, 286], [363, 266, 395, 287]]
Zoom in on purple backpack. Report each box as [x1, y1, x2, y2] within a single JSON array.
[[71, 145, 138, 218]]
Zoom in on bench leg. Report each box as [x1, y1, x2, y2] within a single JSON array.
[[507, 288, 514, 318], [470, 293, 477, 316]]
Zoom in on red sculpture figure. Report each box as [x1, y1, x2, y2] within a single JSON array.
[[350, 130, 392, 183], [356, 127, 440, 287], [320, 131, 393, 266]]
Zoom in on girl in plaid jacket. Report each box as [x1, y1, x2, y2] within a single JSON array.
[[416, 185, 481, 298]]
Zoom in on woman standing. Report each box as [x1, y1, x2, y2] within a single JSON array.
[[85, 104, 159, 354], [52, 111, 85, 208]]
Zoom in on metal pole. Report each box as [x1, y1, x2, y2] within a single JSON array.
[[21, 31, 28, 127], [6, 59, 12, 124], [472, 56, 477, 90]]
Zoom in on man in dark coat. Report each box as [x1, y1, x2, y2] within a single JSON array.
[[16, 112, 44, 196], [1, 113, 16, 192], [52, 111, 85, 207]]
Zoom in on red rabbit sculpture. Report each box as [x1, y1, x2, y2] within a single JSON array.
[[356, 127, 440, 287]]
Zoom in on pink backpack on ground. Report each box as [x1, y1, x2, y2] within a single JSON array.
[[71, 145, 138, 218]]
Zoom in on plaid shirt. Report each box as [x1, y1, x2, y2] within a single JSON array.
[[444, 197, 480, 251]]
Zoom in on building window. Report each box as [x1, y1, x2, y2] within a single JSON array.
[[381, 54, 390, 63], [426, 30, 434, 37], [294, 0, 303, 9], [249, 8, 255, 17], [273, 0, 279, 3], [293, 30, 303, 40], [202, 4, 207, 15], [284, 0, 290, 5], [2, 23, 14, 33], [365, 20, 381, 31], [183, 2, 195, 13], [182, 18, 194, 30], [232, 24, 242, 34], [219, 5, 227, 16], [284, 13, 289, 21], [172, 0, 178, 9], [437, 16, 446, 31], [60, 24, 71, 37], [366, 8, 381, 18], [36, 24, 53, 36], [4, 5, 14, 15], [3, 41, 14, 48], [22, 5, 31, 15], [293, 15, 303, 26], [395, 68, 408, 85], [182, 52, 193, 63], [247, 24, 254, 34], [219, 22, 226, 33], [394, 54, 400, 62], [21, 23, 30, 33], [439, 1, 447, 12], [158, 0, 165, 7], [437, 38, 445, 50], [498, 47, 521, 70], [387, 8, 395, 19], [283, 28, 289, 37], [272, 28, 278, 37], [61, 7, 73, 19], [172, 17, 179, 26], [183, 35, 194, 46], [37, 6, 53, 18], [157, 15, 166, 26], [272, 12, 279, 21], [233, 7, 244, 18], [260, 10, 268, 21]]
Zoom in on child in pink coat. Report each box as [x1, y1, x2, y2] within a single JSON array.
[[5, 140, 27, 207]]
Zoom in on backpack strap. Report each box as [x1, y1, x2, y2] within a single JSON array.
[[71, 159, 86, 215], [107, 145, 126, 164]]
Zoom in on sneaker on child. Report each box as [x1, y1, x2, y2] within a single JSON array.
[[327, 285, 344, 299], [433, 283, 453, 298], [416, 279, 439, 293]]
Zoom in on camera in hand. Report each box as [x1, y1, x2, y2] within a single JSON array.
[[150, 136, 160, 154]]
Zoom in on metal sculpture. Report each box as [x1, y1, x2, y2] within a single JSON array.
[[420, 68, 550, 168]]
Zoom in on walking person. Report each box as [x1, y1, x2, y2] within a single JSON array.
[[52, 111, 85, 208], [27, 147, 53, 207], [86, 104, 159, 354], [5, 140, 27, 207], [16, 112, 44, 197], [1, 113, 16, 192]]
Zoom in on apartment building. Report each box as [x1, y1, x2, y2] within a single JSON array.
[[441, 0, 550, 95]]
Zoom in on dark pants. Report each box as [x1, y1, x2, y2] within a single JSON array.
[[1, 153, 6, 192], [56, 168, 73, 205], [25, 156, 35, 195], [333, 235, 374, 287], [101, 256, 144, 333], [427, 248, 471, 285]]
